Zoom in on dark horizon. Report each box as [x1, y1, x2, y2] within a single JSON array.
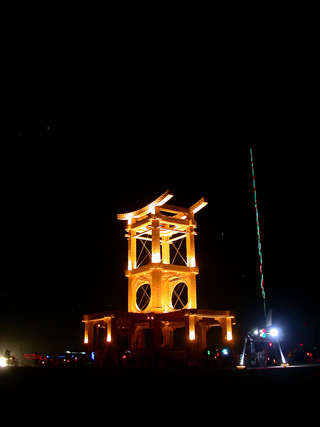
[[2, 19, 318, 358]]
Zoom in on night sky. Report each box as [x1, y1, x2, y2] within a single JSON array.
[[2, 15, 318, 356]]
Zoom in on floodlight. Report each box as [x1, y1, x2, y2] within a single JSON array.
[[270, 328, 279, 338]]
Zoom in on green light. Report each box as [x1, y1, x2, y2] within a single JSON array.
[[250, 149, 266, 319], [260, 328, 267, 338]]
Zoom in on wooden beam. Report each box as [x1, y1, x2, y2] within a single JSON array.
[[159, 204, 189, 215], [157, 213, 188, 227], [189, 197, 208, 214], [117, 189, 174, 220], [168, 234, 187, 244]]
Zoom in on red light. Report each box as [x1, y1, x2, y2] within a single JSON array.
[[122, 355, 126, 359], [269, 342, 272, 347], [262, 329, 266, 334]]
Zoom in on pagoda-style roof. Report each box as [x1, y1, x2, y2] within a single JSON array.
[[117, 189, 207, 221]]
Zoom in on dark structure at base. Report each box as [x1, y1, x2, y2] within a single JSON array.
[[82, 308, 235, 365]]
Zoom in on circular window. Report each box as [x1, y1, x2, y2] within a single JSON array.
[[136, 283, 151, 311], [171, 282, 188, 309]]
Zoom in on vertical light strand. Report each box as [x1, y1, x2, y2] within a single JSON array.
[[250, 149, 266, 319]]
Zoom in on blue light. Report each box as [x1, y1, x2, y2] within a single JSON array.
[[260, 328, 267, 338]]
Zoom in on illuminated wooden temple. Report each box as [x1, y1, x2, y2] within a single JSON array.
[[82, 190, 235, 359]]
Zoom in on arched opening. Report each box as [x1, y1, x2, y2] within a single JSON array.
[[136, 283, 151, 311], [206, 325, 222, 348], [171, 282, 188, 310]]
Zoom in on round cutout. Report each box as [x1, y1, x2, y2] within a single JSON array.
[[136, 283, 151, 311], [171, 282, 188, 309]]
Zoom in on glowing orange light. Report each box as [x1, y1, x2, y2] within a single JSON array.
[[106, 317, 112, 342], [189, 315, 196, 340]]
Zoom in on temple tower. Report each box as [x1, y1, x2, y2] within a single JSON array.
[[117, 190, 208, 314], [83, 189, 235, 357]]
